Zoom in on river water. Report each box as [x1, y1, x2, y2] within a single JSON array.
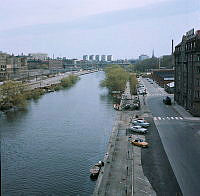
[[1, 72, 116, 196]]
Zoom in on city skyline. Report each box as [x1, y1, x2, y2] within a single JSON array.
[[0, 0, 199, 59]]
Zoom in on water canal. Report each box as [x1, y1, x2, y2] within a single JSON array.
[[1, 72, 116, 196]]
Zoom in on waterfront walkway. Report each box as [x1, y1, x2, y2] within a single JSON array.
[[23, 70, 98, 90], [93, 82, 156, 196]]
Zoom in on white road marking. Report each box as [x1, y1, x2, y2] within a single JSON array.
[[154, 116, 184, 121]]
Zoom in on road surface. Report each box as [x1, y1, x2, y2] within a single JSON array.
[[141, 77, 200, 196]]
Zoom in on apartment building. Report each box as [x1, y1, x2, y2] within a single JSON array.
[[174, 29, 200, 116]]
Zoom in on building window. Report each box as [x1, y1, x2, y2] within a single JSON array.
[[197, 55, 200, 62], [196, 67, 200, 73], [196, 79, 200, 86], [195, 91, 200, 98]]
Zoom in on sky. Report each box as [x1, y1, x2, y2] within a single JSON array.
[[0, 0, 199, 59]]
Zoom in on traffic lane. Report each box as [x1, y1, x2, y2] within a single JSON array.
[[141, 78, 168, 96], [147, 96, 180, 118], [142, 117, 182, 195], [155, 119, 200, 195], [141, 79, 162, 95]]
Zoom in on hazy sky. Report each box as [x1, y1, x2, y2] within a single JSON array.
[[0, 0, 199, 59]]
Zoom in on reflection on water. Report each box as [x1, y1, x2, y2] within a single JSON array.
[[1, 108, 28, 122], [1, 72, 116, 196]]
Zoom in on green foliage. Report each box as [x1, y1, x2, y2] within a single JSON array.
[[160, 55, 173, 68], [101, 65, 129, 92], [129, 73, 138, 95], [0, 81, 27, 110], [0, 75, 80, 111], [134, 58, 159, 72], [24, 89, 45, 100], [130, 55, 173, 73], [61, 75, 79, 88]]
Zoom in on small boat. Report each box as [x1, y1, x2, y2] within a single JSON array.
[[90, 161, 104, 179]]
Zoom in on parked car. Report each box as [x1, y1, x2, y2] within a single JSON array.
[[132, 119, 150, 127], [132, 103, 140, 110], [126, 125, 147, 133], [163, 96, 172, 105], [130, 138, 149, 148]]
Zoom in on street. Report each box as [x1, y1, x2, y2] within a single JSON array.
[[141, 77, 200, 196]]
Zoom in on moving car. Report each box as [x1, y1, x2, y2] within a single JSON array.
[[130, 138, 149, 148], [132, 119, 150, 127], [126, 125, 147, 133], [163, 96, 172, 105]]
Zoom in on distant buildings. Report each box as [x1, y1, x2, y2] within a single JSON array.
[[83, 55, 88, 61], [152, 69, 174, 87], [174, 28, 200, 116], [28, 53, 48, 60], [139, 54, 149, 61], [89, 55, 94, 61], [82, 54, 113, 62], [107, 55, 112, 62], [0, 52, 28, 81], [101, 55, 106, 61], [95, 55, 100, 61]]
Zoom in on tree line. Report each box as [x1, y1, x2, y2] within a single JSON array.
[[128, 55, 173, 73], [0, 75, 79, 111], [101, 65, 137, 94]]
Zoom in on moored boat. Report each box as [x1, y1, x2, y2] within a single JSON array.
[[90, 161, 104, 179]]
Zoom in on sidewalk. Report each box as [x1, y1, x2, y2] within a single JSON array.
[[93, 82, 156, 196], [172, 102, 200, 121]]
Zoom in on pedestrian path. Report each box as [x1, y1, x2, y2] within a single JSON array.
[[153, 116, 184, 121]]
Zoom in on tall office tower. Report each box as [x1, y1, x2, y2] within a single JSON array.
[[83, 55, 88, 61], [95, 55, 100, 61], [89, 55, 94, 61], [101, 55, 106, 61], [107, 55, 112, 62]]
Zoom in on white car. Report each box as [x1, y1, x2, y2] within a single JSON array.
[[126, 125, 148, 133], [132, 119, 150, 128]]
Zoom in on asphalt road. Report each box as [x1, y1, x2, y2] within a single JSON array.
[[142, 117, 182, 195], [141, 78, 200, 196]]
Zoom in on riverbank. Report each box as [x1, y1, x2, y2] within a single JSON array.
[[93, 78, 183, 195], [93, 82, 155, 195], [0, 70, 98, 111]]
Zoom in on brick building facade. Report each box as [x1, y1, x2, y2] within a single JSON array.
[[174, 29, 200, 116], [152, 69, 174, 87]]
